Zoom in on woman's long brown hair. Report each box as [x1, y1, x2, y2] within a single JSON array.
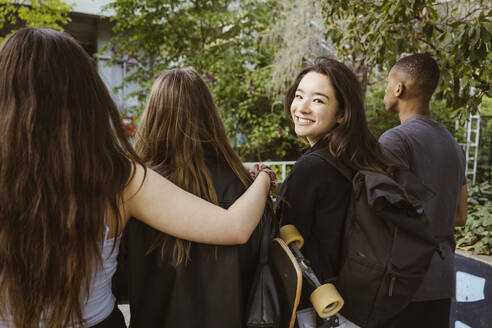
[[285, 57, 398, 177], [134, 68, 252, 265], [0, 28, 142, 327]]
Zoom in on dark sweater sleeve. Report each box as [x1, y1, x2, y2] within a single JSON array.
[[277, 156, 318, 241], [277, 154, 351, 281]]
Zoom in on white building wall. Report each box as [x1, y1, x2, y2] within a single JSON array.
[[68, 0, 141, 112], [69, 0, 113, 16]]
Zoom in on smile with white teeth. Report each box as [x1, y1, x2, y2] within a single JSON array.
[[296, 116, 314, 124]]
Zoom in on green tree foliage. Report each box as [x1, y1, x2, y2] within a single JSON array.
[[365, 83, 399, 137], [0, 0, 72, 41], [265, 0, 333, 95], [321, 0, 492, 119], [104, 0, 300, 160], [455, 179, 492, 255]]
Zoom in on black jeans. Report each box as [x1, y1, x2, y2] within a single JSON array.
[[90, 304, 126, 328], [384, 298, 451, 328]]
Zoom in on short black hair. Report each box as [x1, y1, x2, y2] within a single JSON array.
[[393, 53, 440, 99]]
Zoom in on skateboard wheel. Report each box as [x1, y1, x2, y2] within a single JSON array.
[[280, 225, 304, 249], [309, 283, 344, 318]]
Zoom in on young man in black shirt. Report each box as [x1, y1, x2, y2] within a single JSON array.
[[379, 53, 468, 328]]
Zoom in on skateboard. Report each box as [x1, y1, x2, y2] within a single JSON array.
[[269, 237, 302, 328], [279, 225, 344, 327]]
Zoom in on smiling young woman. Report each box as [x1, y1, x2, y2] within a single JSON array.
[[290, 71, 341, 146], [276, 57, 398, 325]]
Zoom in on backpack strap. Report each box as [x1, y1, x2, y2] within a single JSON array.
[[310, 146, 355, 182]]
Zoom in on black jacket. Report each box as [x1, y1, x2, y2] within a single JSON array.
[[276, 141, 351, 308], [113, 151, 276, 328]]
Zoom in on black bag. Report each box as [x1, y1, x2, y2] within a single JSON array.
[[246, 206, 281, 328], [312, 148, 438, 328]]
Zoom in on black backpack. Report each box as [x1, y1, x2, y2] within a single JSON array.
[[312, 147, 438, 328]]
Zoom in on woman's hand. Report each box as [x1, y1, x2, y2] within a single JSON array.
[[249, 164, 278, 193]]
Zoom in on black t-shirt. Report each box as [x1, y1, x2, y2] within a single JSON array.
[[379, 116, 466, 301], [276, 141, 351, 307]]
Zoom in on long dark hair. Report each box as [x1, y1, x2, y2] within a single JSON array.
[[285, 57, 398, 176], [134, 68, 252, 264], [0, 28, 142, 327]]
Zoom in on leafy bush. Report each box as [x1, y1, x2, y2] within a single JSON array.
[[455, 180, 492, 255], [365, 83, 400, 138]]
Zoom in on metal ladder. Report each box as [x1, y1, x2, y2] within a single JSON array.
[[457, 110, 481, 185]]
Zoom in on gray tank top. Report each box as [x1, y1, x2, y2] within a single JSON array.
[[0, 226, 121, 327]]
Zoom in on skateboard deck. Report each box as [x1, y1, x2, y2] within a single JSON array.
[[269, 237, 302, 328], [279, 225, 344, 325]]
